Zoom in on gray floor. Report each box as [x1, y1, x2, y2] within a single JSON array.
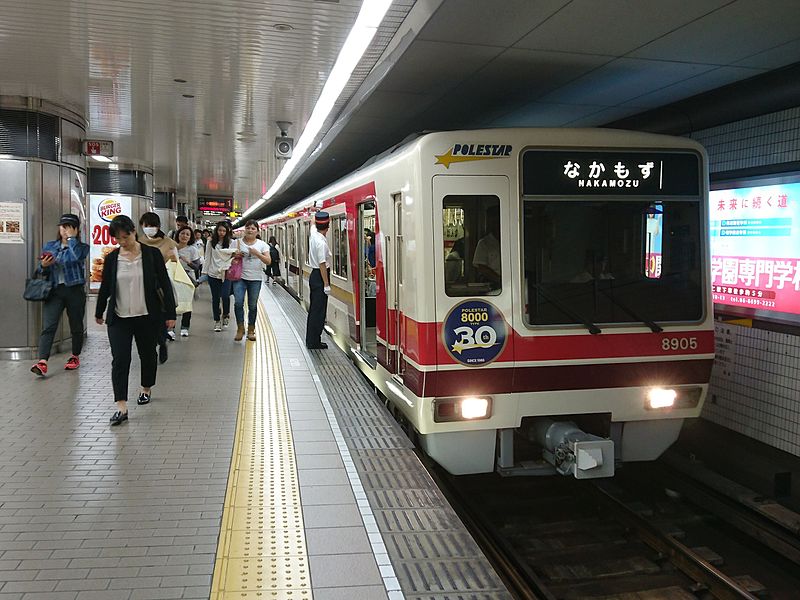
[[0, 287, 244, 600]]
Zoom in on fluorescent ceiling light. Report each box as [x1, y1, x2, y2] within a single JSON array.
[[89, 155, 112, 163], [240, 0, 392, 222]]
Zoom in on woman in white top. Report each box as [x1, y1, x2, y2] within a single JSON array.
[[232, 220, 271, 341], [202, 222, 238, 332], [95, 215, 176, 426], [175, 226, 201, 336]]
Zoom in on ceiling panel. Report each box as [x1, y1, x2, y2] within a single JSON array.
[[416, 0, 568, 46], [629, 0, 800, 64], [539, 57, 718, 106], [733, 38, 800, 69], [491, 102, 612, 127]]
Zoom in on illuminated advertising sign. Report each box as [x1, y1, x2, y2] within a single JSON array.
[[710, 182, 800, 318], [198, 197, 233, 214], [88, 194, 132, 291]]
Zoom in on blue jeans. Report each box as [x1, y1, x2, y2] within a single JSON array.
[[233, 279, 262, 327], [208, 276, 231, 322]]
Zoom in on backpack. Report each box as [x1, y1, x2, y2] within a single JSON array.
[[269, 244, 280, 263]]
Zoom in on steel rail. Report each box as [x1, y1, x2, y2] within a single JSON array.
[[592, 482, 759, 600]]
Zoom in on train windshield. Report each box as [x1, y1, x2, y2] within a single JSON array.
[[523, 199, 704, 327]]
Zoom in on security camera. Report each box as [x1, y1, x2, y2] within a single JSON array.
[[275, 136, 293, 159], [275, 121, 293, 159]]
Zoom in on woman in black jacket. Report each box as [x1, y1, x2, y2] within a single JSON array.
[[95, 215, 177, 426]]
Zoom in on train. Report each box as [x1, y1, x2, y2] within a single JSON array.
[[260, 128, 714, 478]]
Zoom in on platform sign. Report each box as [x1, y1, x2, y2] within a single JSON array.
[[710, 182, 800, 317], [198, 197, 233, 215], [83, 139, 114, 157], [88, 194, 132, 291]]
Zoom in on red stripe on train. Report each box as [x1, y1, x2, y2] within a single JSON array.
[[401, 359, 714, 398], [399, 318, 714, 366]]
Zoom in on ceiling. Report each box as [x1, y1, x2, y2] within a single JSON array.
[[1, 0, 800, 219]]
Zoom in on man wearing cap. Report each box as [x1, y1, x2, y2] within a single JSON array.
[[30, 213, 90, 376], [306, 211, 332, 349], [167, 215, 189, 240]]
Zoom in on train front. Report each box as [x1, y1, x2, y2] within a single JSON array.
[[419, 130, 714, 478]]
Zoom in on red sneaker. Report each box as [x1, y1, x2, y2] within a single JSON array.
[[64, 355, 80, 370], [31, 360, 48, 376]]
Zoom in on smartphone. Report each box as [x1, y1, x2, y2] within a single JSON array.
[[40, 251, 53, 260]]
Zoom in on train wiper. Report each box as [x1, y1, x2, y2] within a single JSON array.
[[533, 284, 601, 335], [598, 288, 663, 333]]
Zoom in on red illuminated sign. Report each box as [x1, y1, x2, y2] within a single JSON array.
[[198, 198, 233, 214]]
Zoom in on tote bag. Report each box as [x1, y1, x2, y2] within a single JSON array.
[[23, 273, 53, 302], [166, 261, 195, 314]]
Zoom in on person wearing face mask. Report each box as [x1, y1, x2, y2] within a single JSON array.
[[138, 212, 178, 362]]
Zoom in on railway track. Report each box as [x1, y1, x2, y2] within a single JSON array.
[[425, 455, 800, 599]]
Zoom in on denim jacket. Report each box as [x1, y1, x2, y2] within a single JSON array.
[[40, 238, 90, 287]]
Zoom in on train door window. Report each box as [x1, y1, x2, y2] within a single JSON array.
[[303, 221, 311, 266], [443, 195, 501, 296], [331, 215, 348, 279], [360, 202, 377, 358]]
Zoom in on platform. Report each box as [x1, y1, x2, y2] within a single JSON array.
[[0, 284, 509, 599]]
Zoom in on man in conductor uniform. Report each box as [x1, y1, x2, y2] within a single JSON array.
[[306, 211, 332, 349]]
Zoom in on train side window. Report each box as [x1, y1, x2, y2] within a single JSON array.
[[443, 195, 501, 297], [331, 215, 348, 279]]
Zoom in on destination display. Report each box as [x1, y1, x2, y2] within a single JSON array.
[[710, 181, 800, 318], [522, 150, 700, 197], [198, 197, 233, 214]]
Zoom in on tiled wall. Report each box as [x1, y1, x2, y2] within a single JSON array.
[[688, 106, 800, 456], [690, 106, 800, 173], [704, 322, 800, 456]]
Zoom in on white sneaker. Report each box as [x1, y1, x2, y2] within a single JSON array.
[[222, 317, 230, 329], [180, 328, 189, 337], [166, 330, 176, 341], [214, 321, 222, 332]]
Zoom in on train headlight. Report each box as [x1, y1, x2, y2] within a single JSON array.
[[434, 397, 492, 422], [647, 387, 677, 409], [461, 397, 490, 419]]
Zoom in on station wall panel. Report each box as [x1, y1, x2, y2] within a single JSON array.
[[689, 105, 800, 456]]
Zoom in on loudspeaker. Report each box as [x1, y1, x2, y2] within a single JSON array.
[[275, 137, 293, 159]]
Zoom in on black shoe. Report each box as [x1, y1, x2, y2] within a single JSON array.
[[110, 411, 128, 426], [307, 342, 328, 350], [159, 343, 168, 364], [137, 393, 151, 405]]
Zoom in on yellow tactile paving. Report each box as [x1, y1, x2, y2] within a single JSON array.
[[210, 308, 312, 599]]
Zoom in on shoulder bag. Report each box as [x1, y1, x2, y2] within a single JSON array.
[[24, 270, 54, 302], [225, 241, 243, 282]]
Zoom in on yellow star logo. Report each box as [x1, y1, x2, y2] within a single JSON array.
[[434, 149, 502, 169], [451, 340, 465, 354]]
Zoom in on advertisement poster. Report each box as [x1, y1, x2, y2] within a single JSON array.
[[710, 182, 800, 317], [89, 194, 132, 290], [0, 202, 24, 244]]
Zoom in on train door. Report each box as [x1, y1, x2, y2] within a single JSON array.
[[358, 202, 377, 360], [434, 175, 514, 368], [392, 193, 405, 379], [287, 223, 297, 293]]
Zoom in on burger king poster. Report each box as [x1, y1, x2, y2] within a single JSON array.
[[88, 195, 132, 290]]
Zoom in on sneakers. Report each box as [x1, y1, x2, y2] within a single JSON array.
[[166, 330, 176, 341], [272, 280, 277, 285], [110, 411, 128, 426], [222, 317, 230, 329], [31, 360, 48, 376], [64, 355, 80, 370], [180, 328, 189, 337], [214, 321, 222, 332]]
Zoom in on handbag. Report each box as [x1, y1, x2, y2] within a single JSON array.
[[23, 270, 54, 302], [226, 244, 243, 282]]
